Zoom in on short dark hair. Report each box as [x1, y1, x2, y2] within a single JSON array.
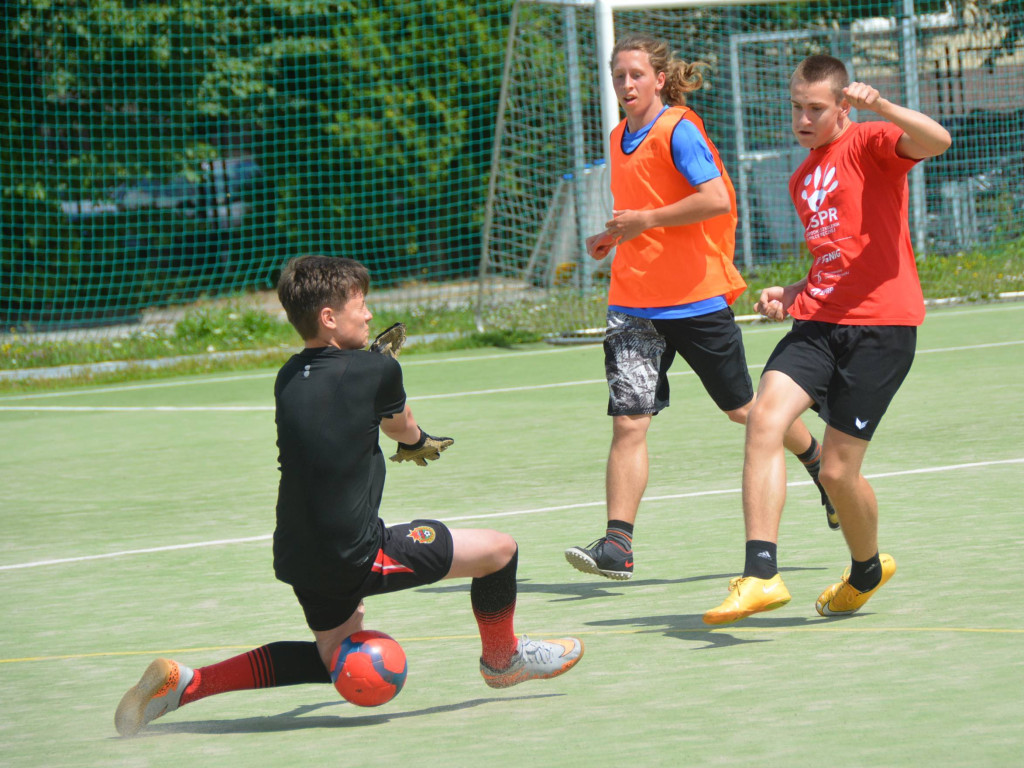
[[276, 255, 370, 340], [792, 55, 850, 101]]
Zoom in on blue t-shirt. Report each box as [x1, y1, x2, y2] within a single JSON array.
[[621, 107, 721, 186], [614, 108, 727, 319], [610, 296, 727, 319]]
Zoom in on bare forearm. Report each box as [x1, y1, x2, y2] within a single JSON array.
[[843, 83, 951, 159], [874, 98, 951, 158], [649, 176, 731, 228], [754, 278, 807, 320], [381, 404, 420, 445], [648, 192, 731, 228], [787, 277, 808, 298], [607, 177, 731, 242]]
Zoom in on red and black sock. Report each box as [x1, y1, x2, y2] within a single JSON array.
[[797, 435, 822, 472], [180, 641, 329, 706], [471, 548, 518, 670], [605, 521, 633, 553]]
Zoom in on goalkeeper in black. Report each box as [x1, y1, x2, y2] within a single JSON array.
[[114, 254, 582, 737]]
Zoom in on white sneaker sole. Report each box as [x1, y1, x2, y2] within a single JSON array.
[[564, 548, 633, 580], [114, 659, 191, 737]]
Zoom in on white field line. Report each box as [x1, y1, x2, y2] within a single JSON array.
[[0, 347, 591, 400], [0, 405, 277, 412], [2, 457, 1021, 572], [2, 338, 1022, 411], [2, 301, 1023, 402]]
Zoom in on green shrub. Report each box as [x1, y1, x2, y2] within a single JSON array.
[[2, 239, 1021, 390]]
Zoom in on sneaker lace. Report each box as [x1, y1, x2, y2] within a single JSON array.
[[834, 568, 854, 595], [518, 636, 556, 664]]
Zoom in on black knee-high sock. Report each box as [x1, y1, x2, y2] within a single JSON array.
[[266, 641, 332, 684], [471, 548, 518, 669], [181, 641, 328, 705], [797, 436, 834, 514], [798, 435, 821, 473]]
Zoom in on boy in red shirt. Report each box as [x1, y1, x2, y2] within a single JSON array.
[[703, 55, 951, 624]]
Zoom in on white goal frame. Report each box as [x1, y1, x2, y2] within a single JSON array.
[[477, 0, 931, 333]]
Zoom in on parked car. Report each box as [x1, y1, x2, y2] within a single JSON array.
[[59, 156, 277, 306], [925, 109, 1024, 251], [64, 157, 265, 226]]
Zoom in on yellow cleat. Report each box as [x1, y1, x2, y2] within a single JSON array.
[[702, 574, 792, 625], [816, 554, 896, 617]]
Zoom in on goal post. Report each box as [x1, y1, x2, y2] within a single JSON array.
[[476, 0, 1024, 337], [591, 1, 802, 154]]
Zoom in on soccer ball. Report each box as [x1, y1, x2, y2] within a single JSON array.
[[329, 630, 408, 707]]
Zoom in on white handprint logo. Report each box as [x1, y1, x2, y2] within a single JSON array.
[[801, 164, 838, 212]]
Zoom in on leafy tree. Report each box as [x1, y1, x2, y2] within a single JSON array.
[[1, 0, 511, 326]]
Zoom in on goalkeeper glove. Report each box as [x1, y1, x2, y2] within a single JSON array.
[[369, 322, 407, 359], [390, 429, 454, 466]]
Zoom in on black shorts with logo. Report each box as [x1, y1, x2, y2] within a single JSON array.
[[292, 519, 454, 631], [763, 320, 917, 441]]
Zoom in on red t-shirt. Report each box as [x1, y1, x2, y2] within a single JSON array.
[[788, 121, 925, 326]]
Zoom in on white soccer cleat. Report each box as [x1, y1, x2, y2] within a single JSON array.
[[479, 635, 583, 689], [115, 658, 194, 737]]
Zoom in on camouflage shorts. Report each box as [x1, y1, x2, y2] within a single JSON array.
[[603, 309, 668, 416]]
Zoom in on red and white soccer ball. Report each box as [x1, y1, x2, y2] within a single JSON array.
[[329, 630, 408, 707]]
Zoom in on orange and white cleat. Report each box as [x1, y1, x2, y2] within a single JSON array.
[[480, 636, 583, 689], [115, 658, 194, 737]]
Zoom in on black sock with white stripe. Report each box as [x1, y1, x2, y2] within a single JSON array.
[[743, 540, 778, 579], [848, 553, 882, 592]]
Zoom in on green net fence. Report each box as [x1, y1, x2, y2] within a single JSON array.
[[1, 0, 510, 337], [478, 0, 1024, 335], [2, 1, 1022, 343]]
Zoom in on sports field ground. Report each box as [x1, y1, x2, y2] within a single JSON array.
[[2, 302, 1022, 767]]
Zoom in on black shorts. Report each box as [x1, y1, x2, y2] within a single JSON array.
[[764, 320, 917, 440], [293, 519, 454, 632], [653, 308, 754, 412], [603, 307, 754, 416]]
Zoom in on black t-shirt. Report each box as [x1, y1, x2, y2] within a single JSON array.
[[272, 346, 406, 593]]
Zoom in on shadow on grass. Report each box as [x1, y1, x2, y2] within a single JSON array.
[[583, 611, 827, 650], [416, 565, 832, 649], [417, 564, 827, 604], [131, 692, 562, 736]]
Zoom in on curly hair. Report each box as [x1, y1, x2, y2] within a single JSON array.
[[610, 34, 709, 107]]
